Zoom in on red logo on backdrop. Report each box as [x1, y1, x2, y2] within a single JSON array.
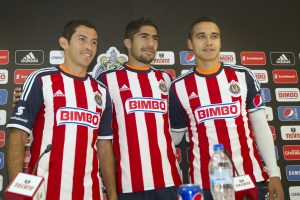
[[162, 69, 176, 79], [0, 130, 5, 147], [250, 126, 275, 141], [272, 70, 298, 83], [14, 69, 37, 84], [240, 52, 266, 65], [269, 126, 276, 140], [0, 50, 9, 64], [283, 145, 300, 160], [175, 148, 182, 164], [24, 150, 31, 169]]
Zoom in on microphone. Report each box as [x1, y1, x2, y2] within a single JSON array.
[[223, 149, 257, 200], [5, 144, 52, 200], [32, 144, 52, 175]]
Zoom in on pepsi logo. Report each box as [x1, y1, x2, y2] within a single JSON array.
[[185, 53, 195, 63]]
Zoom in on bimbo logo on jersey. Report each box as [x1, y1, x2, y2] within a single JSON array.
[[278, 106, 300, 121], [194, 101, 240, 124], [286, 165, 300, 181], [56, 107, 101, 129], [125, 97, 167, 114]]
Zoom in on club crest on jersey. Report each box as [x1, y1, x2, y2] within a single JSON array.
[[228, 80, 241, 97], [125, 97, 167, 114], [158, 80, 168, 94], [194, 101, 241, 124], [94, 91, 103, 108], [56, 107, 101, 129]]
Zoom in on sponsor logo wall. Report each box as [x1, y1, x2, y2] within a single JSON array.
[[1, 47, 299, 200]]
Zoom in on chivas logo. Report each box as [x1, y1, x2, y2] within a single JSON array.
[[159, 80, 168, 94], [94, 91, 103, 108], [92, 47, 128, 77], [229, 80, 241, 97]]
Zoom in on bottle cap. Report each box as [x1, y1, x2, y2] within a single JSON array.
[[213, 144, 224, 151]]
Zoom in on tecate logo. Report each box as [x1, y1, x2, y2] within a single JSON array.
[[151, 51, 175, 65], [275, 88, 300, 102], [252, 70, 268, 83], [240, 51, 266, 65], [278, 106, 300, 121], [286, 165, 300, 181], [125, 97, 167, 114], [0, 70, 8, 84], [283, 145, 300, 160], [272, 69, 298, 84], [281, 126, 300, 140]]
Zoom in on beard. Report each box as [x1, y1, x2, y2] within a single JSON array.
[[136, 54, 154, 64]]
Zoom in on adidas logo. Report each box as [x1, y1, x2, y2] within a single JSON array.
[[189, 92, 198, 99], [54, 90, 65, 97], [276, 54, 291, 64], [21, 52, 39, 63], [120, 84, 130, 92]]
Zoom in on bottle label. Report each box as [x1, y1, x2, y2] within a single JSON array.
[[210, 169, 233, 185]]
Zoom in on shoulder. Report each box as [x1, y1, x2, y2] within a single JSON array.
[[171, 69, 194, 86]]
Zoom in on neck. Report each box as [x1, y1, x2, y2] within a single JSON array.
[[196, 59, 221, 71], [127, 58, 150, 68], [62, 61, 87, 77]]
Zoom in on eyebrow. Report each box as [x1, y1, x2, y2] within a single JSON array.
[[137, 32, 159, 38], [78, 34, 98, 42], [194, 32, 220, 37]]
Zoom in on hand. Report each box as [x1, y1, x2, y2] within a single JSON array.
[[13, 87, 22, 107], [268, 177, 284, 200]]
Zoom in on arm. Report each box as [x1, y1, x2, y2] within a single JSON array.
[[12, 87, 22, 107], [249, 110, 284, 200], [7, 128, 27, 182], [97, 139, 117, 200]]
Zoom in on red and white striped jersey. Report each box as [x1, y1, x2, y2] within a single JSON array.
[[96, 64, 182, 193], [7, 65, 113, 200], [169, 63, 268, 189]]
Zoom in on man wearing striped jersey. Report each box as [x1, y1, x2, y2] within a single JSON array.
[[95, 17, 182, 200], [7, 20, 117, 200], [169, 17, 283, 200]]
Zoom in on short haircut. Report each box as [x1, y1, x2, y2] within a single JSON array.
[[124, 16, 158, 39], [62, 19, 97, 41], [188, 17, 219, 39]]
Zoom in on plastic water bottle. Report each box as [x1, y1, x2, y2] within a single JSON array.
[[209, 144, 235, 200]]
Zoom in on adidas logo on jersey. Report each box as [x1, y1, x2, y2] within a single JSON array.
[[276, 54, 291, 64], [120, 84, 130, 92], [189, 92, 198, 100], [21, 52, 39, 63], [54, 90, 65, 97]]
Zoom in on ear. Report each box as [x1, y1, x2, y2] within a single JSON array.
[[187, 38, 193, 50], [59, 37, 68, 50], [124, 38, 131, 49]]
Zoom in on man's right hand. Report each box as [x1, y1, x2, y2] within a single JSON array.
[[13, 87, 22, 107]]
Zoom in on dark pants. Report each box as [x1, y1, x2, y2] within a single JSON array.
[[202, 182, 265, 200], [118, 186, 178, 200]]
